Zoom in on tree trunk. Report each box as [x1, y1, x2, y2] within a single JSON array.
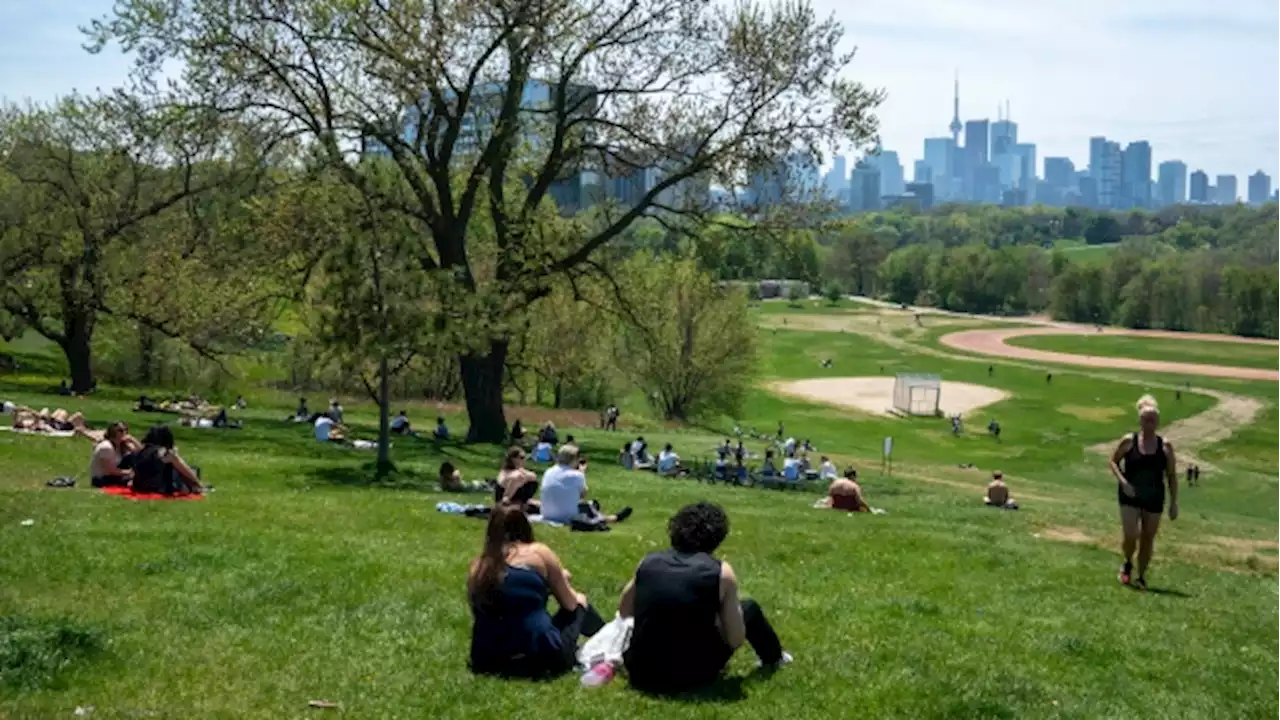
[[376, 353, 393, 475], [63, 324, 95, 393], [138, 326, 155, 385], [553, 380, 563, 409], [460, 339, 509, 444]]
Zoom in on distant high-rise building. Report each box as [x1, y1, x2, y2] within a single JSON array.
[[913, 160, 933, 185], [872, 150, 906, 197], [905, 181, 935, 210], [1247, 171, 1271, 206], [823, 155, 847, 201], [1078, 176, 1099, 209], [1157, 160, 1187, 207], [963, 119, 989, 200], [973, 163, 1002, 204], [1189, 170, 1209, 203], [1215, 174, 1238, 204], [990, 119, 1017, 157], [923, 137, 956, 201], [1120, 141, 1152, 209], [1088, 137, 1122, 209], [1013, 143, 1036, 203], [1044, 157, 1075, 189], [849, 159, 882, 212], [746, 153, 819, 207]]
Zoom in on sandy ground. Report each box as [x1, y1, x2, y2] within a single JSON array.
[[939, 326, 1279, 382], [769, 376, 1009, 417]]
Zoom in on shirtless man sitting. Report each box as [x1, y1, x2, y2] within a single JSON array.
[[984, 471, 1018, 509]]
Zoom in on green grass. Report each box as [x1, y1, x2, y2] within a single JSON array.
[[2, 311, 1278, 718], [1053, 240, 1119, 263], [1006, 334, 1278, 371]]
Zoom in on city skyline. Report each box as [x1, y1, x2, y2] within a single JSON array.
[[0, 0, 1276, 182]]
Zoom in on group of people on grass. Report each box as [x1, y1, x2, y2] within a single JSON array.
[[467, 500, 790, 692], [85, 420, 206, 495]]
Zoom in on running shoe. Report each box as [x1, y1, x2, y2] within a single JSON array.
[[1118, 561, 1133, 586]]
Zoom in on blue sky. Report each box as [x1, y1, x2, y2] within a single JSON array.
[[2, 0, 1276, 181]]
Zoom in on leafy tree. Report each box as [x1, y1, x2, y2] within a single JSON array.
[[616, 256, 756, 421], [0, 95, 293, 391], [1083, 215, 1123, 246], [823, 281, 843, 305], [89, 0, 883, 441]]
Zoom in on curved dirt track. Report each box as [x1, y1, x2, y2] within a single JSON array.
[[940, 326, 1278, 382]]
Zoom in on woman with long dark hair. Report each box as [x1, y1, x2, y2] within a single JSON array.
[[467, 505, 604, 678], [1109, 395, 1178, 590], [131, 424, 204, 495]]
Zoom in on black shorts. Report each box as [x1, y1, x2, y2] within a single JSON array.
[[1118, 484, 1164, 514]]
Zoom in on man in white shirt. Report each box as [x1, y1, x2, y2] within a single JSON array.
[[782, 454, 802, 481], [818, 456, 839, 480], [540, 445, 633, 525]]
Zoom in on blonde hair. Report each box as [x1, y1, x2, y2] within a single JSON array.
[[1136, 394, 1159, 415]]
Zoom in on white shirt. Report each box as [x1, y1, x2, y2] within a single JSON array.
[[540, 464, 587, 523], [630, 440, 644, 455], [657, 450, 680, 473], [329, 405, 344, 423], [784, 437, 797, 455], [90, 440, 120, 478], [314, 416, 334, 441], [783, 457, 802, 480], [2, 401, 14, 414], [819, 461, 838, 480], [390, 415, 409, 431]]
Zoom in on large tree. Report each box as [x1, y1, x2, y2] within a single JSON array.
[[88, 0, 882, 441], [0, 95, 293, 391]]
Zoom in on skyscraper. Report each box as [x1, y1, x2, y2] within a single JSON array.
[[849, 159, 882, 212], [1044, 157, 1075, 188], [1156, 161, 1187, 207], [823, 154, 847, 201], [1189, 170, 1209, 203], [1013, 143, 1036, 203], [1247, 171, 1271, 205], [1120, 141, 1152, 209], [1088, 138, 1122, 209], [1215, 174, 1238, 204], [913, 160, 933, 184], [923, 137, 955, 200], [963, 119, 989, 201], [872, 150, 905, 197], [990, 118, 1017, 157]]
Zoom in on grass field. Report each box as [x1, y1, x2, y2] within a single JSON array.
[[2, 305, 1277, 719], [1006, 333, 1279, 371]]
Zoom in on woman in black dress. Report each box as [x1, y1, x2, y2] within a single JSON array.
[[1108, 395, 1178, 590]]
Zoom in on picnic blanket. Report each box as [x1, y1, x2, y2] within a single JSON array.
[[0, 426, 76, 438], [101, 486, 205, 501]]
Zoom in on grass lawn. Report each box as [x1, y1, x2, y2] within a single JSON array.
[[1006, 333, 1278, 371], [2, 315, 1278, 718]]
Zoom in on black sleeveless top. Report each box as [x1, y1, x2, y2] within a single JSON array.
[[1122, 433, 1166, 498], [624, 549, 725, 691]]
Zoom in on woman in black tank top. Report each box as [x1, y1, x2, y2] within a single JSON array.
[[1107, 396, 1178, 590]]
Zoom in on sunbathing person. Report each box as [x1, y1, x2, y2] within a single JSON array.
[[467, 505, 605, 678], [984, 471, 1018, 509], [89, 422, 142, 488], [539, 445, 632, 526], [822, 468, 869, 512], [495, 446, 540, 513], [619, 502, 791, 694], [130, 425, 204, 495], [440, 461, 492, 493]]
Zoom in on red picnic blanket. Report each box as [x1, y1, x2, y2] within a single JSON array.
[[101, 486, 205, 501]]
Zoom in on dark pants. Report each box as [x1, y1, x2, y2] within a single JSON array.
[[474, 604, 605, 679], [553, 604, 606, 666], [739, 599, 784, 666], [91, 475, 129, 488]]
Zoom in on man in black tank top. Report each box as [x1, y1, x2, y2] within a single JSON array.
[[1108, 398, 1178, 590], [619, 502, 790, 694]]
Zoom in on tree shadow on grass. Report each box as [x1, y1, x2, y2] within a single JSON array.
[[302, 461, 438, 491]]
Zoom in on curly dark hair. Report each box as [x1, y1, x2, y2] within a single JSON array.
[[668, 502, 729, 554]]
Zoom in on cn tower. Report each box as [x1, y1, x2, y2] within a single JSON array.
[[949, 71, 962, 145]]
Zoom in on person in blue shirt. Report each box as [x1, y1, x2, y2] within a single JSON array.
[[434, 416, 450, 440]]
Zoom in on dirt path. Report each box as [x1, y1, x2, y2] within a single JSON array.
[[940, 326, 1278, 381]]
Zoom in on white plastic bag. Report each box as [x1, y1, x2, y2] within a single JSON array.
[[577, 613, 633, 669]]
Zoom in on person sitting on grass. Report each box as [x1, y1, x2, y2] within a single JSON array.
[[782, 452, 802, 482], [390, 410, 413, 436], [434, 416, 450, 440], [314, 413, 347, 443], [234, 395, 247, 410], [984, 471, 1018, 509], [987, 418, 1001, 440], [89, 422, 141, 488], [539, 422, 558, 445], [539, 445, 632, 526], [560, 434, 576, 452], [717, 439, 732, 461], [821, 468, 869, 512], [467, 504, 605, 679], [760, 449, 779, 477], [131, 424, 205, 495], [531, 438, 555, 464], [818, 456, 839, 481], [510, 419, 525, 445], [631, 437, 654, 470], [657, 444, 683, 477], [496, 446, 541, 512], [439, 461, 492, 494], [328, 399, 344, 424], [619, 502, 791, 695], [618, 443, 634, 471], [295, 397, 309, 421]]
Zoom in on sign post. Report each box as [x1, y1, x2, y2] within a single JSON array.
[[882, 436, 893, 477]]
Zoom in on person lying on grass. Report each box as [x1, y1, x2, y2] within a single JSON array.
[[130, 424, 205, 495], [821, 468, 869, 512], [468, 504, 605, 679], [984, 471, 1018, 509], [539, 445, 632, 526], [11, 406, 86, 433], [88, 421, 142, 488], [495, 446, 541, 513], [439, 462, 492, 494], [618, 502, 792, 695]]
